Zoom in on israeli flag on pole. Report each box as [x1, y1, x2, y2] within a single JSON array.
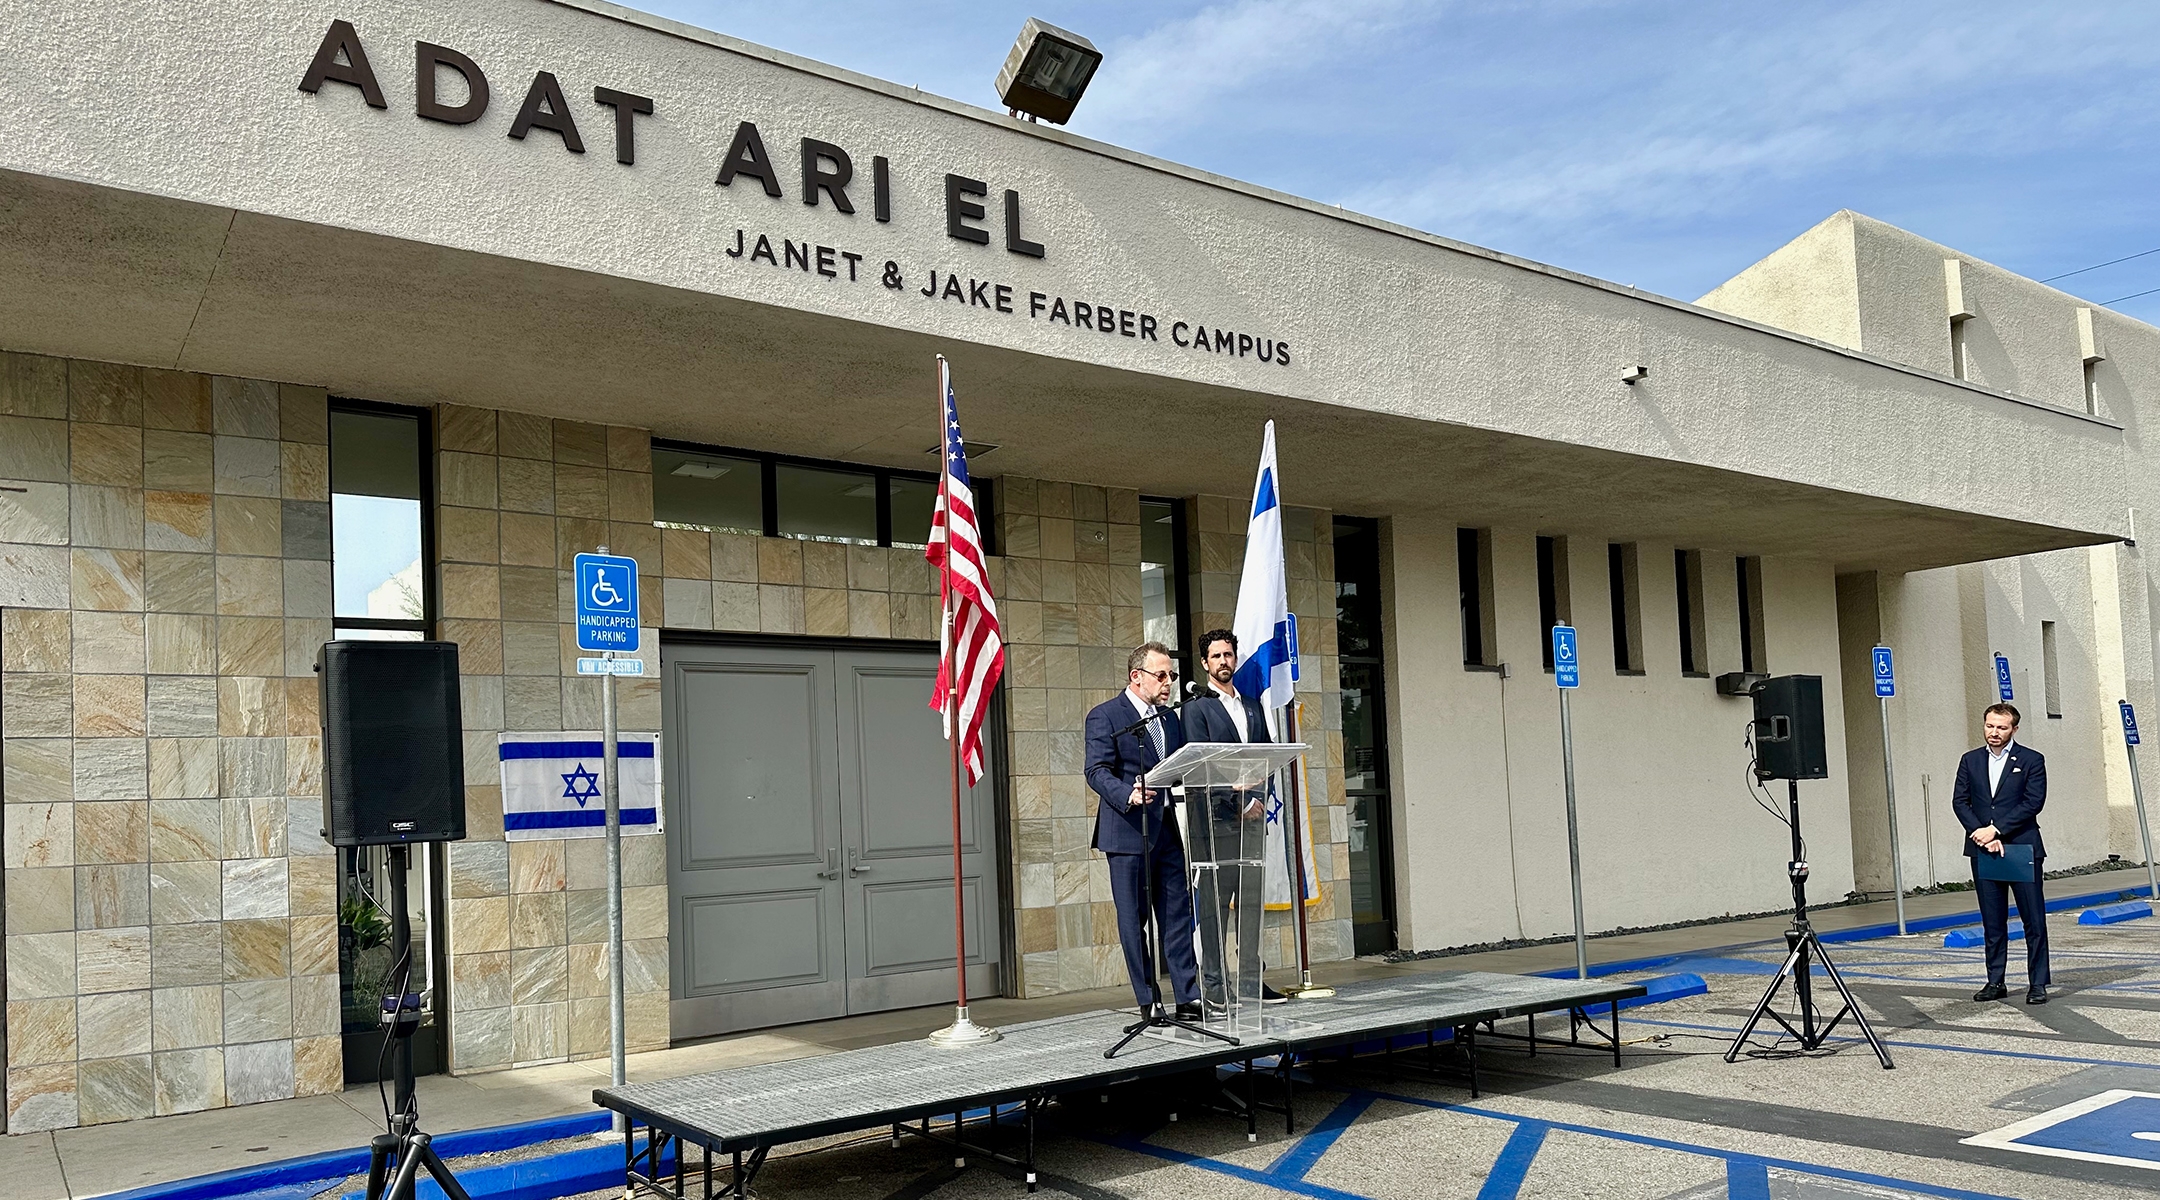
[[1232, 421, 1318, 910], [498, 732, 663, 842], [1232, 420, 1298, 710]]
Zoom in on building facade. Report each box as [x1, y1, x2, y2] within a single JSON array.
[[0, 1, 2140, 1131]]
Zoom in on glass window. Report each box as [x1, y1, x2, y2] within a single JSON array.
[[1334, 516, 1393, 956], [652, 446, 761, 535], [330, 407, 427, 631], [888, 475, 939, 550], [774, 462, 879, 545], [1139, 499, 1186, 670]]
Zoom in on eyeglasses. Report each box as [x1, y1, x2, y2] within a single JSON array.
[[1134, 668, 1179, 683]]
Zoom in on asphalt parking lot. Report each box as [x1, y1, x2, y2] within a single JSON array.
[[699, 916, 2160, 1199]]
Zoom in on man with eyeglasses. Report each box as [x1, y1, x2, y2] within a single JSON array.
[[1084, 641, 1202, 1019]]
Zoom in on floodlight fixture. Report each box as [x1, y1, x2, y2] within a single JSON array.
[[995, 18, 1101, 124]]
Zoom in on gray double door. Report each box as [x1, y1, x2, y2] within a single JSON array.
[[661, 641, 1001, 1038]]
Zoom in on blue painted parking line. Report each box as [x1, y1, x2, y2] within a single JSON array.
[[1963, 1090, 2160, 1171], [1471, 1121, 1547, 1200], [1626, 1015, 2160, 1072], [1724, 1159, 1773, 1200], [1266, 1091, 1376, 1180], [1102, 1133, 1373, 1200], [1372, 1091, 2023, 1200]]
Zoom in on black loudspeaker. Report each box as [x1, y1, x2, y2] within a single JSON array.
[[1751, 674, 1829, 781], [318, 641, 467, 846]]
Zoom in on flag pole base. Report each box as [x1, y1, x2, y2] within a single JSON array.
[[1285, 971, 1334, 1000], [927, 1006, 1002, 1046]]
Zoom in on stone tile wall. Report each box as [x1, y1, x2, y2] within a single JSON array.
[[1182, 496, 1354, 968], [1, 356, 1356, 1123], [2, 352, 339, 1131]]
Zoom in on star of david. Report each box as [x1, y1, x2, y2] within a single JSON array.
[[561, 762, 602, 807]]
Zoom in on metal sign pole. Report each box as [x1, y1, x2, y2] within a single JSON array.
[[598, 547, 627, 1129], [576, 545, 638, 1130], [1551, 625, 1587, 980], [2122, 701, 2160, 904], [1872, 646, 1906, 936], [1880, 695, 1907, 936], [1559, 685, 1587, 980]]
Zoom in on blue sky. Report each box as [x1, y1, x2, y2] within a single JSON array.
[[631, 0, 2160, 322]]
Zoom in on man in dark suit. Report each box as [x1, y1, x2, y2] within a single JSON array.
[[1084, 641, 1201, 1017], [1182, 629, 1288, 1009], [1952, 702, 2052, 1004]]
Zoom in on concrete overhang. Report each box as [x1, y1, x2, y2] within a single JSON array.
[[0, 166, 2119, 575]]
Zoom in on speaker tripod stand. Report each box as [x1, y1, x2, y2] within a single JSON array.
[[363, 845, 474, 1200], [1726, 780, 1895, 1070]]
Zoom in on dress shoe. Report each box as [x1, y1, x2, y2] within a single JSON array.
[[1972, 983, 2008, 1001], [1174, 1001, 1205, 1021], [1261, 984, 1289, 1005], [2026, 987, 2049, 1005]]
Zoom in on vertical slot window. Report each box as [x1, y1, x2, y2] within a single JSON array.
[[330, 404, 430, 640], [1676, 549, 1707, 676], [1737, 555, 1766, 673], [2042, 620, 2062, 718], [1459, 527, 1494, 668], [2084, 361, 2102, 416], [1536, 535, 1570, 671], [1334, 516, 1394, 955], [1950, 317, 1971, 381], [1608, 542, 1642, 673], [1140, 498, 1189, 679]]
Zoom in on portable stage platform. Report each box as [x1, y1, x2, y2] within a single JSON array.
[[594, 970, 1644, 1198]]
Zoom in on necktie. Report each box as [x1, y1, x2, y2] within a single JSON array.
[[1147, 707, 1167, 759]]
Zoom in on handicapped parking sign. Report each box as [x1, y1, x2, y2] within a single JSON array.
[[1551, 625, 1579, 689], [2124, 701, 2142, 746], [1964, 1090, 2160, 1170], [1995, 652, 2014, 701], [1871, 645, 1895, 698], [574, 553, 640, 652]]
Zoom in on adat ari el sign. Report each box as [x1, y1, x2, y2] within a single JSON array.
[[298, 20, 1297, 369]]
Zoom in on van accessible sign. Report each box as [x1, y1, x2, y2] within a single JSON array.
[[296, 20, 1296, 370]]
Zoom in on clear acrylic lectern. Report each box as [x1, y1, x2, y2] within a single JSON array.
[[1145, 740, 1318, 1044]]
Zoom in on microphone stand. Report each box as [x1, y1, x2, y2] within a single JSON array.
[[1107, 686, 1240, 1058]]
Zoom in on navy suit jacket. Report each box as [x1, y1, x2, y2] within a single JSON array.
[[1182, 687, 1270, 747], [1084, 692, 1186, 854], [1183, 687, 1270, 821], [1951, 743, 2047, 859]]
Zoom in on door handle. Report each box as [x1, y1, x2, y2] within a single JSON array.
[[816, 848, 841, 880], [847, 848, 870, 876]]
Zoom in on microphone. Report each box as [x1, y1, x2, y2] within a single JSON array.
[[1183, 680, 1203, 700]]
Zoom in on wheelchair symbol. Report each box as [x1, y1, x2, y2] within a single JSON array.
[[589, 570, 625, 609]]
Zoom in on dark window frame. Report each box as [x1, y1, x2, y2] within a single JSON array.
[[329, 398, 437, 638], [652, 437, 991, 554], [1536, 535, 1570, 672], [1609, 542, 1643, 675], [1676, 548, 1708, 677], [1737, 555, 1766, 673], [1139, 496, 1192, 677], [1334, 516, 1395, 956], [1459, 527, 1497, 670]]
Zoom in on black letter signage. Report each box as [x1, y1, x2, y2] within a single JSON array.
[[415, 42, 489, 124], [1004, 190, 1043, 258], [508, 71, 584, 152], [799, 139, 855, 213], [592, 87, 653, 165], [945, 174, 989, 245], [716, 122, 783, 197], [299, 20, 386, 109]]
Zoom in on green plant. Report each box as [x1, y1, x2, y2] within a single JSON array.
[[341, 895, 391, 950]]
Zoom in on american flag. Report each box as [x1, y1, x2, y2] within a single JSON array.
[[926, 357, 1003, 785]]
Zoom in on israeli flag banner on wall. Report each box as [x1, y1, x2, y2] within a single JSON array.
[[498, 732, 663, 841]]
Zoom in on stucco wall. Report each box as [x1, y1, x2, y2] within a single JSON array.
[[1381, 515, 1855, 952], [1704, 213, 2160, 882]]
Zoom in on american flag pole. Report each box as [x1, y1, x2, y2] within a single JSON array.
[[927, 355, 1001, 1046]]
